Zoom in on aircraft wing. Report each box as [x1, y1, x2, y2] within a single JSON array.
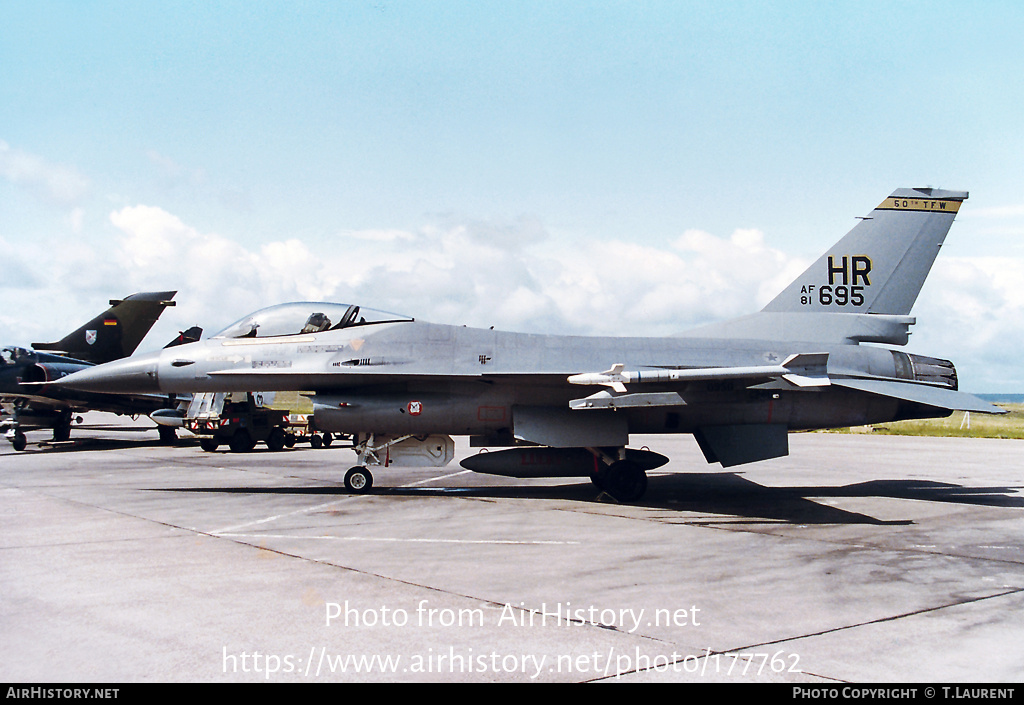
[[831, 377, 1005, 414], [2, 388, 183, 416], [1, 391, 82, 409], [565, 354, 1005, 415], [193, 353, 830, 398]]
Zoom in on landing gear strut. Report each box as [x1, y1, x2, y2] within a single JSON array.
[[339, 433, 432, 495], [339, 433, 407, 494], [52, 410, 72, 443]]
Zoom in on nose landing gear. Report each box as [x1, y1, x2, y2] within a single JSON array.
[[344, 466, 374, 493]]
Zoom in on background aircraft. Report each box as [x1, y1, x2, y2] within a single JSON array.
[[1, 291, 198, 450], [57, 189, 1004, 500]]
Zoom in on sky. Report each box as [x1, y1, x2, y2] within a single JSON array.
[[2, 0, 1023, 391]]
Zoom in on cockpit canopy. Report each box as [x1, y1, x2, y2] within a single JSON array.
[[211, 302, 413, 339], [0, 347, 32, 366]]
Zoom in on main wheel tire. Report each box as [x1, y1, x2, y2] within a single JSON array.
[[602, 460, 648, 502], [12, 431, 27, 452], [344, 466, 373, 494]]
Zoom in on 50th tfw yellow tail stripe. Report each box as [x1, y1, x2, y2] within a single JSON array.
[[876, 197, 962, 213]]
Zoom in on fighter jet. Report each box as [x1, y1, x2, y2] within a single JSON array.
[[56, 189, 1004, 500], [1, 291, 195, 450]]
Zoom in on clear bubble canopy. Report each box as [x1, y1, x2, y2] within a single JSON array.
[[211, 302, 414, 339]]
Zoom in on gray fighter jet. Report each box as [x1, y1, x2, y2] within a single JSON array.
[[57, 188, 1004, 500]]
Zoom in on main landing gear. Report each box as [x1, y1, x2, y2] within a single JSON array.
[[3, 407, 83, 451], [586, 447, 657, 503], [592, 459, 648, 503], [336, 435, 654, 501]]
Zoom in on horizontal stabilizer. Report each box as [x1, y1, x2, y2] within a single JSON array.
[[832, 378, 1006, 414]]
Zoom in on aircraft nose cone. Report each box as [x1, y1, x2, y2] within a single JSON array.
[[57, 353, 161, 394]]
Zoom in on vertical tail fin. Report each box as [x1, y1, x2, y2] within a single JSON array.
[[762, 188, 967, 315], [164, 326, 203, 348], [32, 291, 177, 364]]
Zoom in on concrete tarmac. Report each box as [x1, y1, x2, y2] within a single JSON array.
[[2, 416, 1023, 683]]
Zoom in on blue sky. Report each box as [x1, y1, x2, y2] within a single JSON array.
[[2, 1, 1023, 390]]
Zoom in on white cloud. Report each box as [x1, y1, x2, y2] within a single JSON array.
[[343, 228, 418, 243], [968, 204, 1024, 218], [671, 227, 808, 318], [97, 205, 807, 340], [911, 256, 1024, 389], [68, 207, 85, 233], [0, 140, 90, 204], [958, 203, 1024, 240]]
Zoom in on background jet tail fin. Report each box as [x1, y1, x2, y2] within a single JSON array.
[[33, 291, 177, 364], [164, 326, 203, 348], [762, 188, 968, 316]]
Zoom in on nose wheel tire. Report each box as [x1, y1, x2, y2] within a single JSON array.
[[344, 466, 373, 493]]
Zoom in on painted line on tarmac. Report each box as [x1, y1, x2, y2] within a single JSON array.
[[211, 534, 579, 545], [208, 469, 472, 535]]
